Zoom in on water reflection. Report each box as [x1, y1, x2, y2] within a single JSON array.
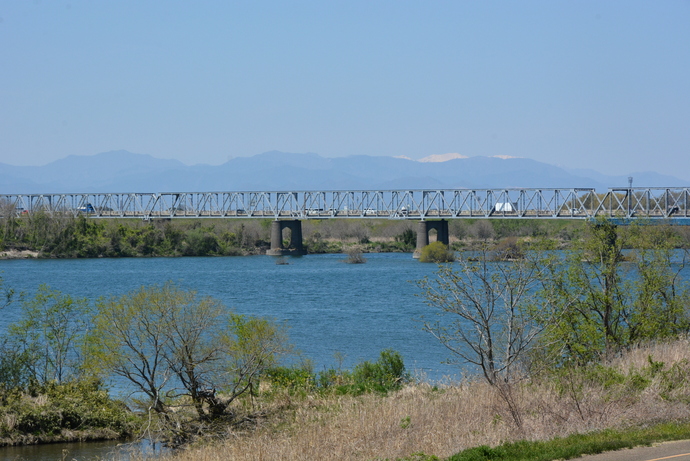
[[0, 439, 168, 461]]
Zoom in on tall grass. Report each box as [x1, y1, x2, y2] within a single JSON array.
[[136, 339, 690, 461]]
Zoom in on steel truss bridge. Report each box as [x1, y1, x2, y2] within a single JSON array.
[[1, 188, 690, 221]]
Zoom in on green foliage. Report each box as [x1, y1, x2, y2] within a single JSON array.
[[86, 283, 292, 418], [419, 242, 454, 263], [265, 349, 409, 396], [182, 228, 221, 255], [318, 349, 409, 395], [0, 379, 135, 439], [0, 215, 272, 257], [447, 422, 690, 461], [6, 286, 91, 385], [264, 363, 317, 395], [538, 219, 690, 365], [395, 228, 417, 250], [351, 349, 407, 392], [0, 342, 32, 391]]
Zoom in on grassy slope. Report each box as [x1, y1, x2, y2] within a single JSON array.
[[136, 340, 690, 461]]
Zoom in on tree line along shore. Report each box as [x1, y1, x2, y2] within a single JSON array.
[[3, 211, 690, 258]]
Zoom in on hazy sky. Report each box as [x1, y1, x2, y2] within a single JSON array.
[[1, 1, 689, 179]]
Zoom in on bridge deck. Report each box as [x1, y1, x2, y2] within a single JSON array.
[[1, 188, 688, 220]]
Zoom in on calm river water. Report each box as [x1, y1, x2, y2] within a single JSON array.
[[1, 253, 462, 460], [0, 253, 459, 383]]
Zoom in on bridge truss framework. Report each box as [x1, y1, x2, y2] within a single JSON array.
[[1, 188, 689, 221]]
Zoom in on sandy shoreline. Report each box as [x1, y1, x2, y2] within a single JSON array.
[[0, 249, 40, 259]]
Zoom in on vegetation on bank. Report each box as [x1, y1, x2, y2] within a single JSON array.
[[0, 278, 410, 447], [0, 379, 136, 446], [0, 210, 606, 258], [142, 340, 690, 461], [447, 422, 690, 461], [2, 217, 690, 459]]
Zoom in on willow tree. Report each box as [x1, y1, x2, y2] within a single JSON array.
[[86, 283, 291, 419], [8, 285, 91, 384]]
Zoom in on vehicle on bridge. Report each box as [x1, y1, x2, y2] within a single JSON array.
[[492, 202, 517, 213]]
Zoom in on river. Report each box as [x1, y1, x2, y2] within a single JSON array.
[[0, 253, 459, 383]]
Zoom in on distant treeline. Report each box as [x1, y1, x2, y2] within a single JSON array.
[[2, 210, 686, 258]]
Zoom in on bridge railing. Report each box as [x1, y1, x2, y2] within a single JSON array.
[[1, 188, 689, 220]]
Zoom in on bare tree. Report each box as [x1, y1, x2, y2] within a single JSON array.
[[418, 245, 562, 427]]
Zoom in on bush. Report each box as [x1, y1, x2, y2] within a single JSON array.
[[351, 349, 408, 393], [345, 245, 366, 264], [492, 237, 524, 260], [0, 379, 135, 439], [419, 242, 455, 263], [395, 228, 416, 250], [264, 364, 317, 394], [264, 350, 409, 396]]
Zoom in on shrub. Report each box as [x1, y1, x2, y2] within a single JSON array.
[[395, 228, 416, 250], [345, 245, 366, 264], [264, 350, 409, 397], [0, 379, 135, 438], [351, 349, 408, 393], [419, 242, 455, 263], [492, 237, 524, 260], [264, 364, 317, 394]]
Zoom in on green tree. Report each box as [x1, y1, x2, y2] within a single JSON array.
[[395, 228, 416, 250], [0, 276, 26, 390], [8, 285, 91, 384], [539, 220, 690, 365], [627, 224, 690, 341], [86, 285, 175, 414], [86, 283, 291, 418], [223, 313, 291, 407]]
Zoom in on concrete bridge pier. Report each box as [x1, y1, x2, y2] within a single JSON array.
[[267, 220, 305, 256], [413, 219, 449, 259]]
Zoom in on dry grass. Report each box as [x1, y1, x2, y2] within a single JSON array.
[[138, 340, 690, 461]]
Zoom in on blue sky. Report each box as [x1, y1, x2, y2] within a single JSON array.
[[1, 1, 689, 179]]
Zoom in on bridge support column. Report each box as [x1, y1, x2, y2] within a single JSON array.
[[413, 219, 449, 259], [267, 220, 305, 256]]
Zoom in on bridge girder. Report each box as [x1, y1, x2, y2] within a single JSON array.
[[1, 188, 689, 221]]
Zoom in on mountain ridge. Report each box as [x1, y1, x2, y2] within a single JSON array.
[[1, 150, 688, 194]]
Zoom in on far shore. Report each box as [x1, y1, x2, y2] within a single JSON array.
[[0, 249, 40, 259]]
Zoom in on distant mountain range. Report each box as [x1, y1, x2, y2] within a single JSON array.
[[1, 150, 688, 194]]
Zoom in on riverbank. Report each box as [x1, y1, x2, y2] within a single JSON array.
[[5, 339, 690, 459], [137, 340, 690, 461], [0, 249, 39, 259], [0, 380, 137, 448], [0, 215, 588, 258]]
